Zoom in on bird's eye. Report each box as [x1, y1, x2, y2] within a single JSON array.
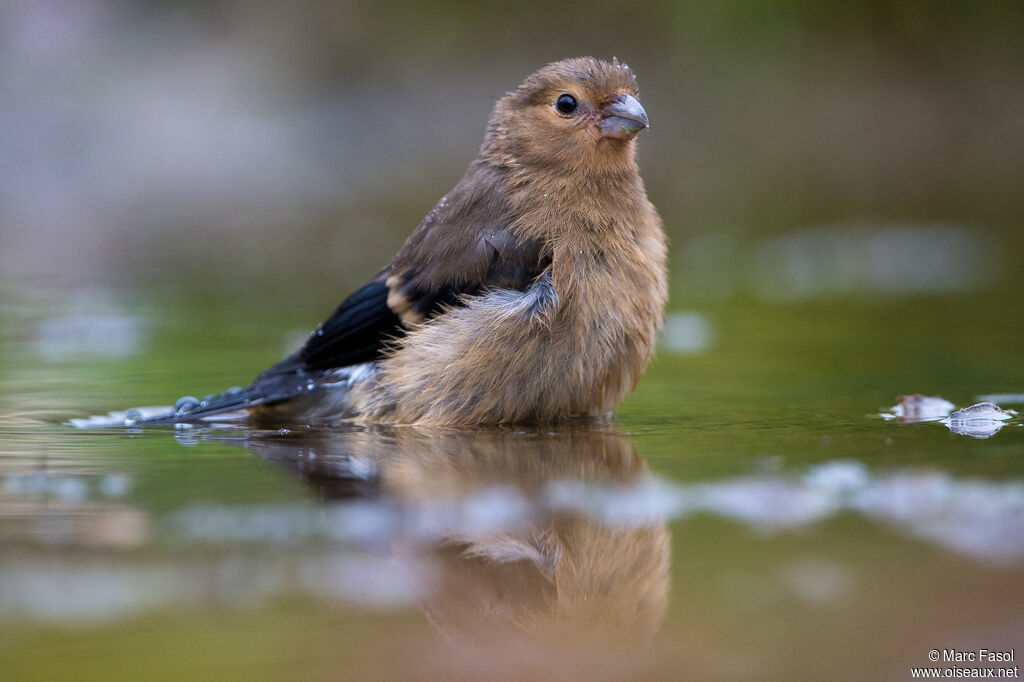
[[555, 94, 578, 115]]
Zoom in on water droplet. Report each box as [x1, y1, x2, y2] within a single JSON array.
[[174, 396, 200, 415], [123, 408, 143, 426], [226, 386, 243, 396]]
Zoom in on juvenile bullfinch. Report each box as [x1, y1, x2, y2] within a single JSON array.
[[96, 57, 667, 427]]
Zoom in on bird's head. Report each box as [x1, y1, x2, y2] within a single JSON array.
[[485, 57, 649, 174]]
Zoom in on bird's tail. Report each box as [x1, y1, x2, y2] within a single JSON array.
[[69, 364, 373, 429], [69, 382, 278, 429]]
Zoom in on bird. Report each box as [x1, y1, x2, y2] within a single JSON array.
[[102, 57, 668, 427]]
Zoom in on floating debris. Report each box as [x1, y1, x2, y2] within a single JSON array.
[[881, 394, 955, 422], [882, 396, 1017, 439], [942, 402, 1017, 439], [947, 402, 1015, 421]]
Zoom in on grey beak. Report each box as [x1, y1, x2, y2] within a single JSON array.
[[598, 94, 649, 140]]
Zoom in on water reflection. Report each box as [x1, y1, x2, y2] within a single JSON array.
[[0, 468, 146, 548], [1, 425, 672, 667], [3, 422, 1023, 641], [232, 426, 671, 651]]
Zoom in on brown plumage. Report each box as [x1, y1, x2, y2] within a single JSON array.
[[111, 57, 668, 428]]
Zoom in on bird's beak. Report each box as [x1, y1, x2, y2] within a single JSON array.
[[598, 94, 649, 140]]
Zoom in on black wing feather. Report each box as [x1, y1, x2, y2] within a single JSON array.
[[124, 280, 406, 425], [288, 279, 403, 372]]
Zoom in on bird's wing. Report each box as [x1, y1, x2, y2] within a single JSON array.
[[265, 278, 402, 375], [124, 160, 549, 425], [265, 159, 549, 376], [380, 160, 548, 324]]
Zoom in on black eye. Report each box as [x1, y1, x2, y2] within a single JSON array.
[[555, 94, 578, 115]]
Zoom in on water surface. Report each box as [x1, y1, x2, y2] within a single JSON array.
[[1, 277, 1022, 681]]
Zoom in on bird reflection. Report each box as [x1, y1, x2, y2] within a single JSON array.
[[223, 424, 670, 662]]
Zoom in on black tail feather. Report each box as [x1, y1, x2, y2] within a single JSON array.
[[72, 372, 317, 428]]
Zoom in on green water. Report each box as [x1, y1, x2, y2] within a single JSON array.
[[1, 271, 1022, 681]]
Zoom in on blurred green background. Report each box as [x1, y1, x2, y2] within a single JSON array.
[[3, 0, 1022, 309]]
